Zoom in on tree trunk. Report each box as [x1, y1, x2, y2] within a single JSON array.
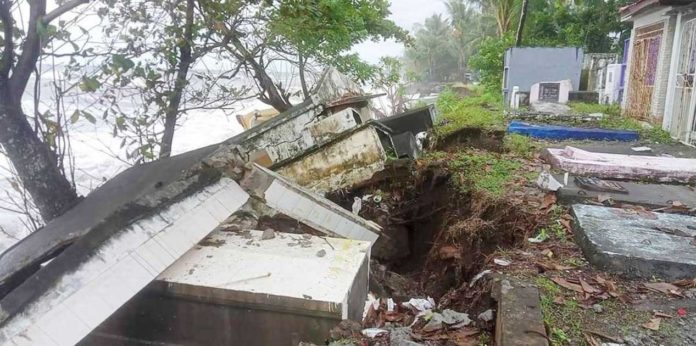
[[227, 36, 292, 112], [0, 0, 82, 222], [160, 0, 195, 159], [298, 51, 310, 100], [515, 0, 529, 47], [0, 87, 78, 221]]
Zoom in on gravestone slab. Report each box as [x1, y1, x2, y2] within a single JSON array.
[[539, 83, 561, 102], [572, 204, 696, 280], [556, 174, 696, 209], [529, 79, 572, 104]]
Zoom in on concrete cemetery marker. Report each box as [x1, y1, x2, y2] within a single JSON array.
[[539, 83, 561, 102], [530, 80, 572, 104]]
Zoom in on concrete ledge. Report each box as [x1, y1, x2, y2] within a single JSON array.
[[493, 276, 548, 346], [555, 174, 696, 209]]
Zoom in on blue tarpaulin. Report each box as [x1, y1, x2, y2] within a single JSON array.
[[507, 121, 639, 141]]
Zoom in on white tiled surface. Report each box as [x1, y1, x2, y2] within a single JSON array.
[[158, 230, 370, 318], [1, 178, 248, 345], [264, 180, 379, 244]]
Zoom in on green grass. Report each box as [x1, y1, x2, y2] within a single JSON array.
[[435, 88, 505, 137], [537, 277, 583, 345], [504, 134, 536, 158], [569, 102, 621, 116], [447, 151, 521, 198], [570, 102, 674, 143]]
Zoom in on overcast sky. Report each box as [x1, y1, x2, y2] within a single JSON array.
[[352, 0, 448, 63]]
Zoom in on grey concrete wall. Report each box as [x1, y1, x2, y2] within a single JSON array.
[[503, 47, 584, 103]]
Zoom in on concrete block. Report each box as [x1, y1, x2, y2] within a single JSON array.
[[493, 277, 548, 346], [87, 230, 371, 346], [572, 204, 696, 280]]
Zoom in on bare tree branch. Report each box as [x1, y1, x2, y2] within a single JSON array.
[[42, 0, 90, 24]]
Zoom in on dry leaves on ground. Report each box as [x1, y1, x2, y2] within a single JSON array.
[[643, 282, 683, 297]]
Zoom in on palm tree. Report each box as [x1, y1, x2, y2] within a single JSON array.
[[470, 0, 520, 37]]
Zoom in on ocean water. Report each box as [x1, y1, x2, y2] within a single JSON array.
[[0, 94, 265, 252]]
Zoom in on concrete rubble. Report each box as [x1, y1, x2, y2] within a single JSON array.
[[0, 67, 441, 345], [224, 67, 436, 194]]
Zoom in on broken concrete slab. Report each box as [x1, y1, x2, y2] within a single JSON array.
[[492, 276, 548, 346], [572, 204, 696, 280], [274, 122, 395, 196], [377, 105, 436, 136], [0, 144, 220, 296], [242, 164, 381, 244], [84, 230, 370, 345], [0, 144, 381, 345], [544, 146, 696, 183], [0, 174, 249, 345], [555, 174, 696, 209], [508, 121, 639, 141]]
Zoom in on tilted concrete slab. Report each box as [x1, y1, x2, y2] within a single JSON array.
[[274, 122, 395, 196], [544, 146, 696, 183], [0, 142, 381, 345], [83, 230, 370, 345], [572, 204, 696, 280], [0, 173, 249, 345], [377, 105, 436, 136], [555, 174, 696, 209], [243, 164, 381, 244], [0, 144, 219, 296]]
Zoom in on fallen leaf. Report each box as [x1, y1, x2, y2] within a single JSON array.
[[678, 308, 687, 317], [553, 264, 573, 271], [672, 278, 696, 288], [583, 333, 601, 346], [552, 276, 584, 293], [642, 317, 661, 331], [439, 246, 461, 260], [559, 219, 572, 232], [541, 249, 554, 258], [542, 193, 557, 210], [644, 282, 683, 296], [653, 311, 673, 318], [553, 296, 566, 305], [580, 278, 600, 294]]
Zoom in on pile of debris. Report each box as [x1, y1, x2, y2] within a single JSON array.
[[0, 68, 440, 345]]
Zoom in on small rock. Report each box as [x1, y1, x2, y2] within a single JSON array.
[[390, 327, 422, 346], [261, 228, 275, 240], [316, 249, 326, 257], [592, 304, 604, 314], [478, 309, 494, 322], [494, 258, 512, 266]]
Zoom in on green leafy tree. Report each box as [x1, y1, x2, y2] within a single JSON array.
[[469, 34, 513, 93], [269, 0, 410, 98], [373, 56, 410, 115], [405, 14, 458, 82]]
